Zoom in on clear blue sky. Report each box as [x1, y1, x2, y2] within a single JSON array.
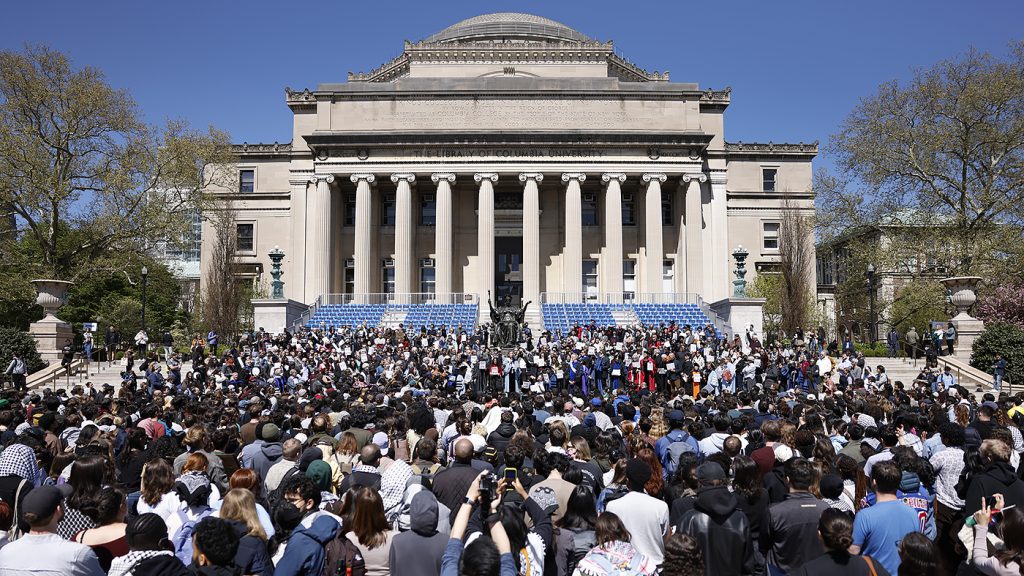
[[2, 1, 1021, 173]]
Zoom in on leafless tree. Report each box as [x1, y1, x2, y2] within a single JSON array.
[[780, 195, 815, 335]]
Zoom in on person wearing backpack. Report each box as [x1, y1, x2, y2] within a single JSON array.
[[166, 471, 215, 567], [655, 410, 699, 480]]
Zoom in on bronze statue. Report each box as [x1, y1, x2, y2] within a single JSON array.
[[487, 291, 530, 348]]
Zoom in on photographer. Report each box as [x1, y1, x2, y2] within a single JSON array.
[[441, 471, 516, 576]]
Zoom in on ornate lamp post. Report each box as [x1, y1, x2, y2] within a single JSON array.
[[141, 266, 149, 333], [732, 245, 749, 297], [269, 246, 285, 299], [865, 263, 877, 347]]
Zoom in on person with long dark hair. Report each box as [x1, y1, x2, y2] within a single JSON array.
[[662, 533, 705, 576], [73, 488, 129, 572], [732, 455, 769, 573], [792, 509, 890, 576], [573, 512, 656, 576], [554, 485, 597, 576], [57, 454, 108, 539], [895, 532, 938, 576], [347, 486, 396, 576]]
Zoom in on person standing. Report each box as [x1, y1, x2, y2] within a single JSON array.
[[944, 322, 957, 356], [0, 485, 105, 575], [849, 461, 920, 575], [886, 328, 899, 358], [207, 329, 219, 356], [83, 329, 94, 365], [60, 339, 75, 376], [763, 458, 829, 576], [606, 459, 670, 566], [905, 326, 919, 359], [104, 324, 121, 365], [161, 329, 174, 361], [134, 329, 148, 357], [992, 354, 1008, 393], [4, 352, 27, 392]]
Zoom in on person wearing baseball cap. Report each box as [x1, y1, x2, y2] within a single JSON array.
[[0, 485, 104, 575]]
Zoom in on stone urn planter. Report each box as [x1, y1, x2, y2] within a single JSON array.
[[32, 279, 74, 319], [939, 276, 982, 320]]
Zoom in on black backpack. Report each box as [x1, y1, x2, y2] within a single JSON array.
[[268, 466, 301, 511]]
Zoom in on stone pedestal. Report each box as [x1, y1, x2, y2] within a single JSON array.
[[252, 299, 309, 334], [940, 276, 985, 360], [29, 279, 74, 366], [710, 297, 767, 340]]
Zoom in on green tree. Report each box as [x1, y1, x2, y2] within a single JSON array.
[[818, 42, 1024, 278], [748, 273, 783, 339], [972, 322, 1024, 386], [886, 280, 948, 335], [0, 44, 233, 286], [0, 327, 45, 374]]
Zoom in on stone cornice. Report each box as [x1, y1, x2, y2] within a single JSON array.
[[284, 87, 317, 110], [724, 141, 819, 157], [232, 142, 293, 157], [303, 131, 714, 149], [698, 87, 731, 106]]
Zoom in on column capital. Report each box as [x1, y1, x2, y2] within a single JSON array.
[[431, 172, 456, 184], [641, 173, 667, 184], [561, 172, 587, 183], [681, 172, 708, 184], [519, 172, 544, 183], [473, 172, 498, 183], [349, 173, 376, 185], [601, 173, 627, 184], [390, 173, 416, 185], [309, 174, 336, 185]]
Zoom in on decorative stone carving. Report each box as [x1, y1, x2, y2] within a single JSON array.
[[30, 279, 75, 365], [725, 141, 819, 154], [474, 173, 499, 183], [349, 174, 376, 185], [32, 280, 73, 318], [601, 173, 626, 184], [518, 173, 544, 183], [431, 173, 456, 184], [940, 276, 983, 320], [560, 172, 586, 183], [390, 173, 417, 185], [641, 173, 667, 183], [681, 173, 708, 184]]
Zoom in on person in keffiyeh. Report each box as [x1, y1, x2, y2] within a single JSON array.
[[380, 459, 412, 522], [0, 443, 40, 486]]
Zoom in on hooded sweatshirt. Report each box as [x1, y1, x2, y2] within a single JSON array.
[[390, 491, 448, 576], [274, 515, 341, 576], [964, 461, 1024, 516], [250, 442, 284, 484], [675, 485, 754, 576]]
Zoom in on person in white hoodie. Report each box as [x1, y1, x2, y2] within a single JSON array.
[[699, 415, 732, 459]]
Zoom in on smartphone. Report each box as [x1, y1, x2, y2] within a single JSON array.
[[504, 467, 518, 482]]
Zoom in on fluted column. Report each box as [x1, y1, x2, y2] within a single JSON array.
[[709, 169, 729, 301], [307, 175, 335, 300], [520, 173, 544, 307], [351, 174, 376, 299], [642, 173, 667, 294], [683, 173, 707, 295], [432, 173, 456, 298], [561, 172, 586, 297], [602, 173, 626, 300], [475, 173, 498, 303], [391, 173, 416, 298]]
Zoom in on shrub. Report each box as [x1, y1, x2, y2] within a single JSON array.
[[854, 341, 890, 357], [0, 327, 47, 375], [971, 323, 1024, 387]]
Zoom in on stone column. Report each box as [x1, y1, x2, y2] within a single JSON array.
[[391, 173, 416, 299], [683, 173, 707, 295], [709, 169, 729, 301], [642, 173, 667, 294], [602, 173, 626, 300], [561, 172, 586, 298], [351, 174, 376, 298], [307, 175, 335, 300], [289, 175, 310, 303], [475, 173, 498, 303], [520, 173, 544, 307], [432, 173, 456, 299]]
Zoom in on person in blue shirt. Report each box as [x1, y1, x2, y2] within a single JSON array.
[[850, 460, 921, 574], [993, 354, 1008, 392]]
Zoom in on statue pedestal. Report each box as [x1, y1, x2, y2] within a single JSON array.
[[952, 316, 985, 360], [252, 299, 309, 334], [940, 276, 985, 360], [710, 297, 767, 339], [30, 315, 73, 365]]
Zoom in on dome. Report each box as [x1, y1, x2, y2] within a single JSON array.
[[421, 13, 594, 44]]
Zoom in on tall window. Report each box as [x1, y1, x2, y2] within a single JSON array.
[[236, 223, 254, 252], [763, 222, 780, 251], [582, 194, 599, 226], [622, 196, 636, 226], [583, 260, 598, 300], [420, 260, 436, 295], [420, 194, 436, 226], [382, 261, 395, 294], [663, 260, 674, 293], [762, 168, 777, 192], [661, 195, 673, 225], [381, 194, 396, 226], [344, 200, 356, 227], [623, 260, 636, 298], [344, 260, 355, 294], [239, 169, 254, 193]]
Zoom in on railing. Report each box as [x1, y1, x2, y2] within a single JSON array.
[[540, 292, 706, 305], [316, 293, 479, 306]]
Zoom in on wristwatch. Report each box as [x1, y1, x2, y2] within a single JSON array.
[[463, 496, 477, 507]]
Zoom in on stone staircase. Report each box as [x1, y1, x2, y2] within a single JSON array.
[[881, 355, 994, 395], [612, 308, 639, 327]]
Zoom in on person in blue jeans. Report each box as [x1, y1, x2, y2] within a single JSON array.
[[850, 460, 921, 575], [993, 354, 1007, 392]]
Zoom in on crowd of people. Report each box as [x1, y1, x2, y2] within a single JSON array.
[[0, 319, 1018, 576]]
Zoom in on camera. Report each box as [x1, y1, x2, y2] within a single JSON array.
[[480, 473, 499, 501]]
